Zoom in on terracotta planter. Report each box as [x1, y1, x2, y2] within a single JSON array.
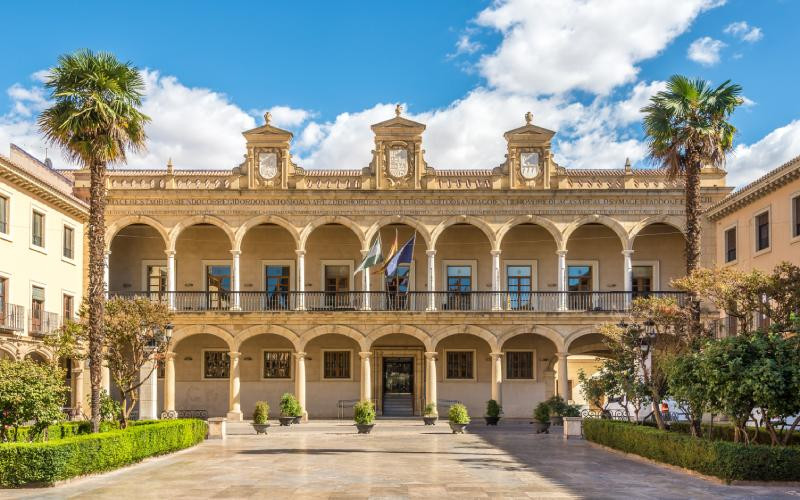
[[356, 423, 375, 434], [532, 421, 550, 434], [423, 416, 438, 426], [279, 416, 294, 426], [549, 416, 564, 426], [252, 423, 271, 435], [484, 416, 501, 426], [449, 422, 468, 434]]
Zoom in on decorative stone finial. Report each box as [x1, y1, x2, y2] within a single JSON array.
[[624, 157, 632, 173], [395, 104, 403, 117], [166, 157, 174, 173], [264, 111, 271, 125], [525, 111, 533, 125]]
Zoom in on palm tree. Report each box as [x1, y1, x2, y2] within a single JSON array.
[[39, 50, 149, 432], [642, 75, 742, 274]]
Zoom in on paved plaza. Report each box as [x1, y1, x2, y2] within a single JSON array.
[[5, 420, 798, 499]]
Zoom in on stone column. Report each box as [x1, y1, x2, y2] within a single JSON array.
[[138, 359, 159, 420], [622, 249, 634, 310], [72, 362, 85, 419], [103, 251, 111, 298], [360, 249, 371, 311], [556, 250, 568, 311], [491, 249, 502, 311], [557, 352, 570, 401], [166, 250, 176, 310], [296, 250, 306, 310], [490, 352, 503, 403], [294, 352, 308, 421], [164, 351, 176, 413], [231, 250, 241, 311], [426, 249, 436, 311], [227, 351, 242, 421], [424, 352, 438, 414], [359, 351, 372, 402]]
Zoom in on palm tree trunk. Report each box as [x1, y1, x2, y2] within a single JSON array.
[[88, 161, 107, 433], [684, 153, 702, 337]]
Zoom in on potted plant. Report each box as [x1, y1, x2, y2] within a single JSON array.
[[448, 403, 470, 434], [422, 403, 438, 425], [546, 395, 569, 426], [252, 401, 271, 435], [279, 393, 299, 426], [533, 402, 551, 434], [292, 404, 304, 424], [484, 399, 502, 426], [354, 400, 376, 434]]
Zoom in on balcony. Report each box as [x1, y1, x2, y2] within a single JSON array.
[[110, 291, 687, 313], [0, 303, 25, 331], [29, 310, 61, 336]]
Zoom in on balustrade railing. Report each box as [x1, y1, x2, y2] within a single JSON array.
[[111, 290, 686, 313], [29, 310, 60, 336], [0, 303, 24, 331]]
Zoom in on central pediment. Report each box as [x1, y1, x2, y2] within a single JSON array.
[[370, 115, 426, 134]]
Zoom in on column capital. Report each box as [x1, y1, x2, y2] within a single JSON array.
[[104, 250, 112, 257], [228, 351, 242, 359], [164, 249, 176, 257], [358, 351, 373, 359], [556, 249, 568, 257], [621, 249, 635, 256], [426, 249, 437, 257], [72, 367, 84, 376], [490, 249, 502, 257], [293, 351, 308, 359], [556, 351, 569, 359], [424, 351, 438, 359], [489, 352, 503, 359], [295, 249, 306, 257], [230, 249, 242, 257], [165, 351, 177, 360]]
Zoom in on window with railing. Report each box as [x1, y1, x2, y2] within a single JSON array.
[[632, 266, 653, 297], [793, 195, 800, 238], [506, 351, 534, 379], [265, 265, 290, 310], [445, 350, 474, 379], [0, 194, 8, 235], [206, 265, 231, 310], [31, 286, 44, 334], [62, 294, 74, 322], [0, 277, 7, 326], [63, 226, 74, 259], [324, 265, 350, 309], [385, 264, 411, 309], [446, 265, 472, 310], [32, 210, 45, 248], [755, 211, 770, 251], [724, 226, 737, 263], [568, 265, 592, 309], [506, 265, 532, 310], [263, 351, 291, 378], [203, 350, 230, 379], [323, 350, 350, 379], [147, 265, 168, 302]]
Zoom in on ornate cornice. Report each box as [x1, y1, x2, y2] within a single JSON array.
[[0, 155, 89, 220]]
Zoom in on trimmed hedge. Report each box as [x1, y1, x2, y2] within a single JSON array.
[[0, 419, 207, 487], [669, 421, 799, 446], [6, 421, 120, 443], [584, 419, 800, 482]]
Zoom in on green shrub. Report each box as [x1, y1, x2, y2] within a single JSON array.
[[448, 404, 470, 424], [99, 390, 122, 423], [7, 420, 120, 443], [533, 402, 550, 423], [252, 401, 270, 424], [486, 399, 502, 418], [353, 401, 375, 425], [423, 403, 437, 417], [584, 419, 800, 482], [546, 395, 569, 416], [669, 421, 800, 446], [0, 419, 207, 487], [279, 393, 301, 417]]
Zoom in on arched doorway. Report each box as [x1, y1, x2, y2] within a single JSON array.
[[564, 332, 612, 408], [370, 332, 427, 416]]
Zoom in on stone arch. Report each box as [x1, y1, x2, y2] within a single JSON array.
[[233, 215, 301, 252], [298, 325, 368, 351], [430, 324, 498, 351], [561, 214, 630, 251], [105, 215, 170, 252], [233, 325, 301, 351], [628, 215, 687, 249], [570, 342, 609, 356], [497, 325, 565, 352], [299, 216, 366, 251], [171, 324, 236, 351], [168, 215, 236, 252], [564, 326, 603, 352], [0, 346, 16, 360], [495, 215, 563, 251], [364, 216, 433, 250], [430, 215, 496, 250], [365, 325, 433, 351], [24, 349, 51, 363]]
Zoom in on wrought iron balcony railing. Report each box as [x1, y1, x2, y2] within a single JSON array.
[[110, 290, 687, 313], [29, 310, 60, 336], [0, 303, 25, 331]]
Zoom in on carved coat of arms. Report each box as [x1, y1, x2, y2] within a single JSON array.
[[388, 148, 409, 178], [258, 152, 278, 180]]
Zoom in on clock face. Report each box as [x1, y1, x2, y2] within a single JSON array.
[[258, 152, 278, 180], [520, 152, 540, 180], [388, 148, 409, 178]]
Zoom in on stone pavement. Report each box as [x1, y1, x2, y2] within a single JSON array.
[[5, 420, 799, 499]]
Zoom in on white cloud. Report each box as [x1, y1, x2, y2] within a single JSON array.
[[726, 120, 800, 187], [452, 34, 482, 56], [474, 0, 723, 95], [724, 21, 763, 42], [6, 84, 49, 117], [257, 105, 314, 128], [687, 36, 726, 65]]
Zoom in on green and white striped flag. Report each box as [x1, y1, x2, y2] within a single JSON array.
[[355, 237, 383, 274]]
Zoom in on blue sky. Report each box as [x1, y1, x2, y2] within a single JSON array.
[[1, 0, 798, 187]]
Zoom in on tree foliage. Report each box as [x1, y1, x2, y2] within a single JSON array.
[[0, 359, 68, 442]]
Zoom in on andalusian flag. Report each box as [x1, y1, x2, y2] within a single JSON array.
[[355, 236, 384, 274], [374, 229, 399, 275]]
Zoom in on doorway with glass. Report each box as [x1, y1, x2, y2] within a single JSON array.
[[382, 357, 414, 416]]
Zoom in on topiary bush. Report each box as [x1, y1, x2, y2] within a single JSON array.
[[448, 403, 470, 424], [423, 403, 437, 417], [279, 393, 300, 417], [353, 401, 375, 425], [252, 401, 270, 424], [0, 419, 207, 487], [533, 402, 551, 423], [486, 399, 502, 418], [584, 419, 800, 482]]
